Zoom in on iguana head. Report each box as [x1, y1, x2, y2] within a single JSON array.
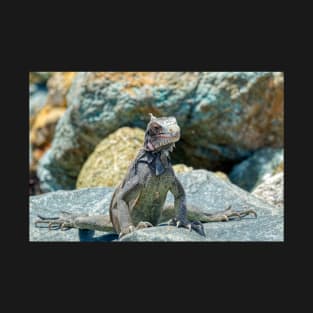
[[144, 113, 180, 152]]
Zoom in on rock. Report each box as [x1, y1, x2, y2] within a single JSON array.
[[30, 84, 37, 95], [37, 72, 284, 192], [172, 164, 193, 174], [252, 172, 284, 208], [30, 187, 115, 242], [175, 72, 284, 169], [76, 127, 193, 188], [29, 72, 52, 84], [30, 169, 283, 242], [229, 147, 284, 191], [213, 171, 229, 181], [30, 105, 67, 147], [30, 105, 67, 170], [76, 127, 144, 188], [29, 87, 48, 170], [120, 226, 205, 241], [29, 87, 48, 124], [29, 73, 76, 171], [46, 72, 76, 107]]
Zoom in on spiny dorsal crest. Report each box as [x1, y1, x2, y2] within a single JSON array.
[[149, 113, 157, 121]]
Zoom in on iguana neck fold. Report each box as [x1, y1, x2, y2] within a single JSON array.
[[138, 149, 171, 176]]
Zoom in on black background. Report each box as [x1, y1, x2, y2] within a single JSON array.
[[3, 2, 308, 310]]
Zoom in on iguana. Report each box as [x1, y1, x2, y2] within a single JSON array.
[[35, 113, 256, 238]]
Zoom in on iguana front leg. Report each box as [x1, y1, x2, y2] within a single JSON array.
[[169, 177, 205, 236], [113, 177, 153, 238]]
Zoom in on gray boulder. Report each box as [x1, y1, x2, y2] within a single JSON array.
[[229, 147, 284, 191], [37, 72, 284, 192], [30, 170, 283, 242]]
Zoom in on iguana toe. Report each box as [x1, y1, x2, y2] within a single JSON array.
[[189, 221, 206, 237], [119, 225, 136, 238], [35, 213, 76, 230], [167, 218, 206, 237]]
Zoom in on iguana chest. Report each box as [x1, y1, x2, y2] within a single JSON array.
[[130, 169, 175, 225]]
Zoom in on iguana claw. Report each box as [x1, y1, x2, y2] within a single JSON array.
[[119, 221, 153, 238], [168, 218, 206, 237], [35, 211, 88, 231], [35, 213, 73, 230]]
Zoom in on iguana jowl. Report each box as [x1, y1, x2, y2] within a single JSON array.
[[36, 114, 256, 238]]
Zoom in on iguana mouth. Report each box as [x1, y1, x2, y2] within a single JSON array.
[[156, 133, 179, 140], [155, 133, 180, 145]]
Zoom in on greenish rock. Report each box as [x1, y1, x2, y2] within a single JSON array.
[[37, 72, 283, 192], [175, 72, 284, 169], [30, 170, 283, 242], [229, 147, 284, 191]]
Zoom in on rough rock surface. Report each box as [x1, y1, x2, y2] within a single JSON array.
[[213, 171, 229, 181], [30, 170, 283, 242], [29, 87, 49, 171], [76, 127, 192, 188], [37, 72, 284, 192], [252, 172, 284, 208], [76, 127, 144, 188], [29, 87, 48, 124], [45, 72, 76, 107], [229, 147, 283, 191], [29, 72, 76, 171], [172, 164, 193, 174], [30, 105, 67, 147], [30, 105, 67, 170]]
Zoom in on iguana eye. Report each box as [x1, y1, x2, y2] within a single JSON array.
[[149, 123, 161, 134]]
